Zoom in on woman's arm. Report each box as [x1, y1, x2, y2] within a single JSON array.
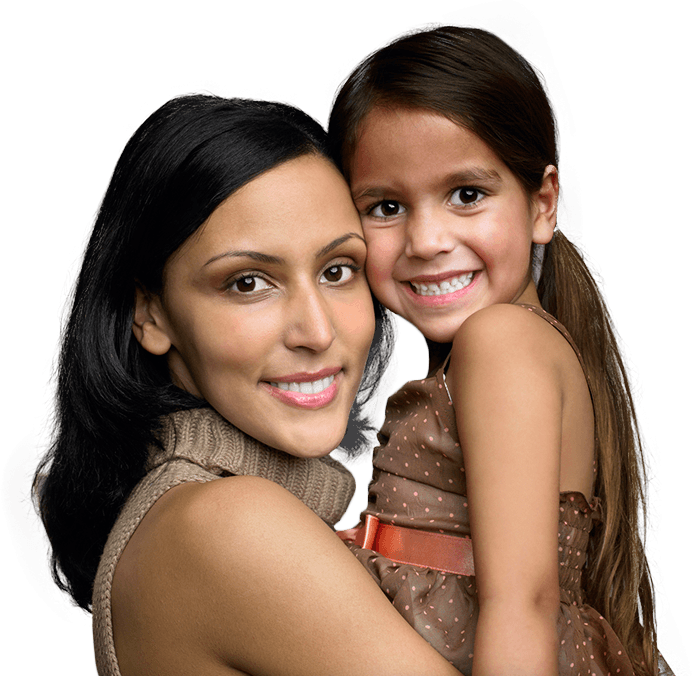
[[112, 474, 463, 676], [448, 304, 565, 676]]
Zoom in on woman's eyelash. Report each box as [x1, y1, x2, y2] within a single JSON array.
[[226, 273, 273, 294], [321, 262, 361, 284], [225, 262, 361, 294]]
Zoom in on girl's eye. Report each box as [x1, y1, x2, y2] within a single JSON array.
[[369, 200, 404, 219], [228, 275, 272, 293], [321, 264, 356, 284], [450, 187, 485, 207]]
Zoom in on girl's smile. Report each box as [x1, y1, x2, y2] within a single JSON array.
[[349, 107, 556, 345]]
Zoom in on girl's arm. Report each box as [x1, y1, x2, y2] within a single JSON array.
[[449, 304, 566, 676], [112, 474, 463, 676]]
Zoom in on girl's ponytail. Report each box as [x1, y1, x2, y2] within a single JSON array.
[[539, 231, 657, 674]]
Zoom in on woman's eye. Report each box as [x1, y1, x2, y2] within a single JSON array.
[[369, 200, 404, 218], [228, 275, 272, 293], [450, 187, 485, 207], [321, 264, 356, 284]]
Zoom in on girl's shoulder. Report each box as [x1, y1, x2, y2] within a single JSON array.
[[451, 302, 572, 372]]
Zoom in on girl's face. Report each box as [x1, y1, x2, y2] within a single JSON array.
[[136, 154, 375, 458], [349, 107, 555, 345]]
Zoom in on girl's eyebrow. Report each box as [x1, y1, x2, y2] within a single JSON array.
[[352, 167, 503, 201], [448, 168, 503, 185], [204, 233, 365, 267]]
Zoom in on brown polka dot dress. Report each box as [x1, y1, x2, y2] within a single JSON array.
[[346, 305, 671, 675]]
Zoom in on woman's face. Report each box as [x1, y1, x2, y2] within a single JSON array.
[[138, 154, 375, 457]]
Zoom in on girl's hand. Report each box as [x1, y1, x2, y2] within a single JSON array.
[[448, 303, 574, 675], [112, 475, 464, 676]]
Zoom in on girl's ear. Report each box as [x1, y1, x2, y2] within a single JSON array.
[[132, 286, 173, 356], [531, 165, 559, 245]]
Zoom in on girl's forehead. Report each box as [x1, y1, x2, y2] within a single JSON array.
[[349, 107, 508, 193]]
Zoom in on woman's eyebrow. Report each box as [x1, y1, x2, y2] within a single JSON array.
[[203, 234, 365, 267], [316, 233, 366, 258], [204, 250, 284, 267]]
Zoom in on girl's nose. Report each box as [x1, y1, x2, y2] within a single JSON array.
[[284, 286, 336, 353], [404, 210, 456, 260]]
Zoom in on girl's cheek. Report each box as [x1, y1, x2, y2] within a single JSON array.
[[364, 253, 396, 303]]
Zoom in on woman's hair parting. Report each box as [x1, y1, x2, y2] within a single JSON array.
[[34, 94, 393, 611], [329, 27, 658, 675]]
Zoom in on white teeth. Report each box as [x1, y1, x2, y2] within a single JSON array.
[[410, 272, 474, 296], [270, 375, 335, 394]]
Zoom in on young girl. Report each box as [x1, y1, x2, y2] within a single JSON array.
[[329, 27, 672, 676]]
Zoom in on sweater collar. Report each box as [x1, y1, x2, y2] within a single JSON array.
[[148, 407, 356, 527]]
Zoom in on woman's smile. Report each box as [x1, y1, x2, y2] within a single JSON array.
[[147, 154, 376, 457], [264, 369, 341, 408]]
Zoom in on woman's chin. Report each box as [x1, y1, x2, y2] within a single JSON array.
[[279, 433, 345, 459]]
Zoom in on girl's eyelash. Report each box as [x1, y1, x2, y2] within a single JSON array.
[[363, 187, 487, 218], [450, 186, 487, 207], [365, 200, 404, 219]]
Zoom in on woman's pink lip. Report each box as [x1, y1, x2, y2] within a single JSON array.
[[266, 367, 341, 383], [262, 375, 339, 410], [402, 271, 480, 307]]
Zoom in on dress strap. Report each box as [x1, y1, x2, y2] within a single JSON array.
[[518, 304, 599, 494], [516, 304, 594, 400], [439, 351, 454, 404]]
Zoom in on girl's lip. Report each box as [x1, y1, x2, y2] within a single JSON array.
[[402, 271, 480, 307], [405, 270, 477, 284], [261, 371, 341, 410]]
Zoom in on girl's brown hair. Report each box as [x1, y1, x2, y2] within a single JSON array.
[[328, 26, 658, 674]]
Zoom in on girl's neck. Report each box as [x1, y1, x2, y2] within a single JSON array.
[[426, 339, 452, 376]]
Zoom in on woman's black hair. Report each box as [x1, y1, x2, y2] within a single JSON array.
[[34, 94, 393, 611]]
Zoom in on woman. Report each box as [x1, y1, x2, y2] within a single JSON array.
[[34, 94, 462, 676]]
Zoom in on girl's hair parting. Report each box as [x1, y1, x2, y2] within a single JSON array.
[[34, 94, 393, 612], [328, 26, 657, 675]]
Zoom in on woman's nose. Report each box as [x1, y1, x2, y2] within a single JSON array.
[[404, 209, 456, 260], [284, 286, 336, 353]]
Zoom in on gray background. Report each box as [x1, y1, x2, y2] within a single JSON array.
[[0, 0, 692, 676]]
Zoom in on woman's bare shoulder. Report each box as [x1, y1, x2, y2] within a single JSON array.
[[113, 475, 462, 676], [112, 476, 319, 674]]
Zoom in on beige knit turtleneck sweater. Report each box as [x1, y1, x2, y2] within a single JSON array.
[[92, 407, 356, 676]]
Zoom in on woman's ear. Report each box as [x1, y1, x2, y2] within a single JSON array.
[[133, 286, 172, 356], [531, 165, 559, 245]]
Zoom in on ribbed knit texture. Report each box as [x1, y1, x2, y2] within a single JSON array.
[[92, 407, 355, 676]]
